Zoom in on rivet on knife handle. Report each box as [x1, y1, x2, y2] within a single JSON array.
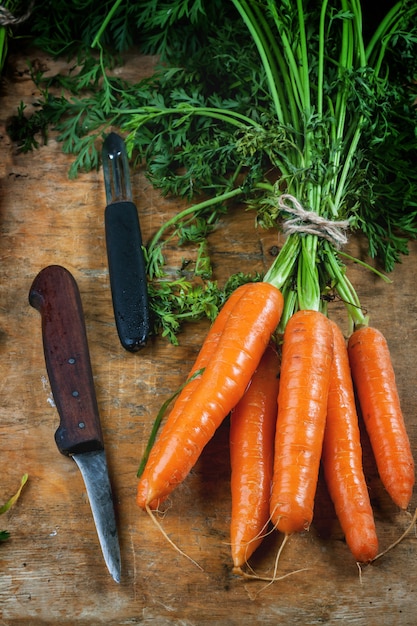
[[102, 132, 150, 352], [29, 265, 104, 455]]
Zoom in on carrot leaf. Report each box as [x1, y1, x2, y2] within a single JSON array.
[[6, 0, 417, 335]]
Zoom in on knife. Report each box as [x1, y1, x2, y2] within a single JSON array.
[[29, 265, 121, 583], [102, 132, 150, 352]]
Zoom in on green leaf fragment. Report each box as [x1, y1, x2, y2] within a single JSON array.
[[0, 474, 28, 541], [0, 474, 29, 516]]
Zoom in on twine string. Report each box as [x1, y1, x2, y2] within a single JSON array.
[[278, 193, 350, 248], [0, 1, 34, 26]]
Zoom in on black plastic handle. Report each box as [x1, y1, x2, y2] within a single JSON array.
[[105, 201, 150, 352], [29, 265, 104, 456]]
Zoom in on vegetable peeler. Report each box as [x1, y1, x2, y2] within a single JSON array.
[[102, 132, 150, 352]]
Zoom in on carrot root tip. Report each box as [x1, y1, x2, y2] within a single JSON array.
[[370, 507, 417, 563], [144, 504, 204, 571]]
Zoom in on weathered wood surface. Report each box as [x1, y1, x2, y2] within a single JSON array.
[[1, 47, 417, 626]]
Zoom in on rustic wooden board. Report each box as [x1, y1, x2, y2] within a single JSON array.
[[1, 47, 417, 626]]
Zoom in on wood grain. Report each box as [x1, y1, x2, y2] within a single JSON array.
[[1, 47, 417, 626]]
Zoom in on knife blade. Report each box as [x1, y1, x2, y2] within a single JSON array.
[[102, 132, 150, 352], [29, 265, 121, 583]]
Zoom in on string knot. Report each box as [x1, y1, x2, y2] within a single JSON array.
[[0, 1, 34, 26], [278, 193, 350, 248]]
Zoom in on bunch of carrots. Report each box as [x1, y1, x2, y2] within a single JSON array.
[[136, 278, 414, 573], [135, 0, 415, 576]]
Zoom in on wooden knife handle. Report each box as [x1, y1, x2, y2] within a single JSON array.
[[29, 265, 104, 456], [105, 201, 150, 352]]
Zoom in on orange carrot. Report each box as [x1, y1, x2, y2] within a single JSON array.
[[136, 283, 252, 503], [137, 282, 284, 509], [270, 309, 333, 534], [348, 325, 414, 509], [149, 283, 252, 444], [322, 320, 378, 563], [230, 342, 280, 570]]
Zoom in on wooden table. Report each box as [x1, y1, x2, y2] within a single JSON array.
[[1, 47, 416, 626]]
